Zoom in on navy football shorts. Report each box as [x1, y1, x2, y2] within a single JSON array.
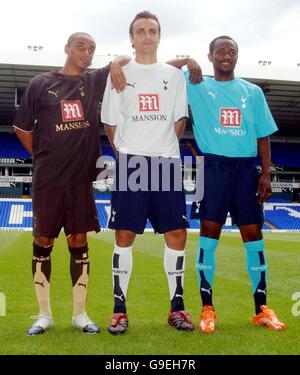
[[108, 154, 189, 234], [190, 153, 264, 226]]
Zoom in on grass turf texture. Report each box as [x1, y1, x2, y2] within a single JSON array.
[[0, 231, 299, 355]]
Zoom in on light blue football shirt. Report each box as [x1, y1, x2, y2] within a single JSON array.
[[185, 73, 278, 157]]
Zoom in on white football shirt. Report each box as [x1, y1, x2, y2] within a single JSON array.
[[101, 60, 188, 157]]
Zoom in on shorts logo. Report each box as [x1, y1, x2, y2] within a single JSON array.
[[61, 101, 84, 122], [139, 94, 159, 111], [220, 108, 241, 127]]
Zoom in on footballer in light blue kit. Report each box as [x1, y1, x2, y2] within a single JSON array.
[[186, 76, 277, 157], [184, 35, 285, 333]]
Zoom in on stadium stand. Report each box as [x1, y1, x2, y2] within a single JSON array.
[[1, 54, 299, 236], [271, 143, 300, 168], [94, 193, 112, 200], [1, 197, 300, 232], [2, 132, 299, 171], [0, 133, 198, 160], [0, 133, 30, 159], [0, 192, 22, 199], [180, 139, 197, 162], [264, 205, 300, 230], [268, 197, 292, 203], [1, 133, 300, 232], [101, 138, 117, 158], [188, 138, 300, 169]]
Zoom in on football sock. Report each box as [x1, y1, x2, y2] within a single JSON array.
[[244, 239, 267, 314], [112, 244, 133, 314], [32, 242, 53, 317], [164, 245, 185, 312], [196, 236, 218, 307], [69, 245, 89, 317]]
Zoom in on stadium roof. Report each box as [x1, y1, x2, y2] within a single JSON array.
[[1, 50, 300, 137]]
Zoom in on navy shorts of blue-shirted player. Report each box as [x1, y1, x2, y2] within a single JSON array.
[[191, 153, 264, 226]]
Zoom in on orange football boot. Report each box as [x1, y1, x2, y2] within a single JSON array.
[[253, 305, 285, 330], [199, 305, 217, 333]]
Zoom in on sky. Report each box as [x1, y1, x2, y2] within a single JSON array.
[[2, 0, 300, 68]]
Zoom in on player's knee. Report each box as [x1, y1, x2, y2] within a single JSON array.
[[116, 230, 136, 247], [239, 224, 263, 242], [34, 236, 54, 248], [243, 233, 262, 242], [67, 233, 87, 248], [200, 221, 222, 239], [169, 228, 186, 240], [165, 228, 186, 249]]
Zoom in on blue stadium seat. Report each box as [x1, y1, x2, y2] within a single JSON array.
[[0, 133, 30, 159], [271, 143, 300, 168]]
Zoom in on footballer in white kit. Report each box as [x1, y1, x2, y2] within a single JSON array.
[[101, 59, 189, 234], [101, 11, 195, 335], [102, 60, 187, 158]]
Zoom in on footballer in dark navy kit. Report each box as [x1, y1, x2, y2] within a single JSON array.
[[14, 32, 128, 336], [15, 68, 109, 191]]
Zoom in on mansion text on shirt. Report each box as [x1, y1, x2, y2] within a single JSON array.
[[214, 127, 246, 136]]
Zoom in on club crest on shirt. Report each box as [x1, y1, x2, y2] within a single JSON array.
[[79, 86, 85, 97], [61, 100, 84, 122], [220, 108, 241, 127], [139, 94, 160, 112], [241, 96, 247, 108]]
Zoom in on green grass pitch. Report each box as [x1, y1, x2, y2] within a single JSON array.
[[0, 231, 299, 355]]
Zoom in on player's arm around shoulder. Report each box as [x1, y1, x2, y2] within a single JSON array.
[[166, 57, 202, 84], [110, 55, 131, 93]]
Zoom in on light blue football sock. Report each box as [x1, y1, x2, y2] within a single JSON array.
[[196, 236, 218, 306], [244, 239, 268, 313]]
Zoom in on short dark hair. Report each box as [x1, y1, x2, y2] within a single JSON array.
[[67, 32, 94, 46], [129, 10, 161, 37], [209, 35, 238, 54]]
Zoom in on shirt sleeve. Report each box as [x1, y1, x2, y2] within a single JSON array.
[[254, 86, 278, 138], [13, 78, 38, 131], [100, 73, 121, 126], [174, 70, 189, 122]]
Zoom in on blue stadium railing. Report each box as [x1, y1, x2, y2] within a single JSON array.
[[1, 197, 300, 231]]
